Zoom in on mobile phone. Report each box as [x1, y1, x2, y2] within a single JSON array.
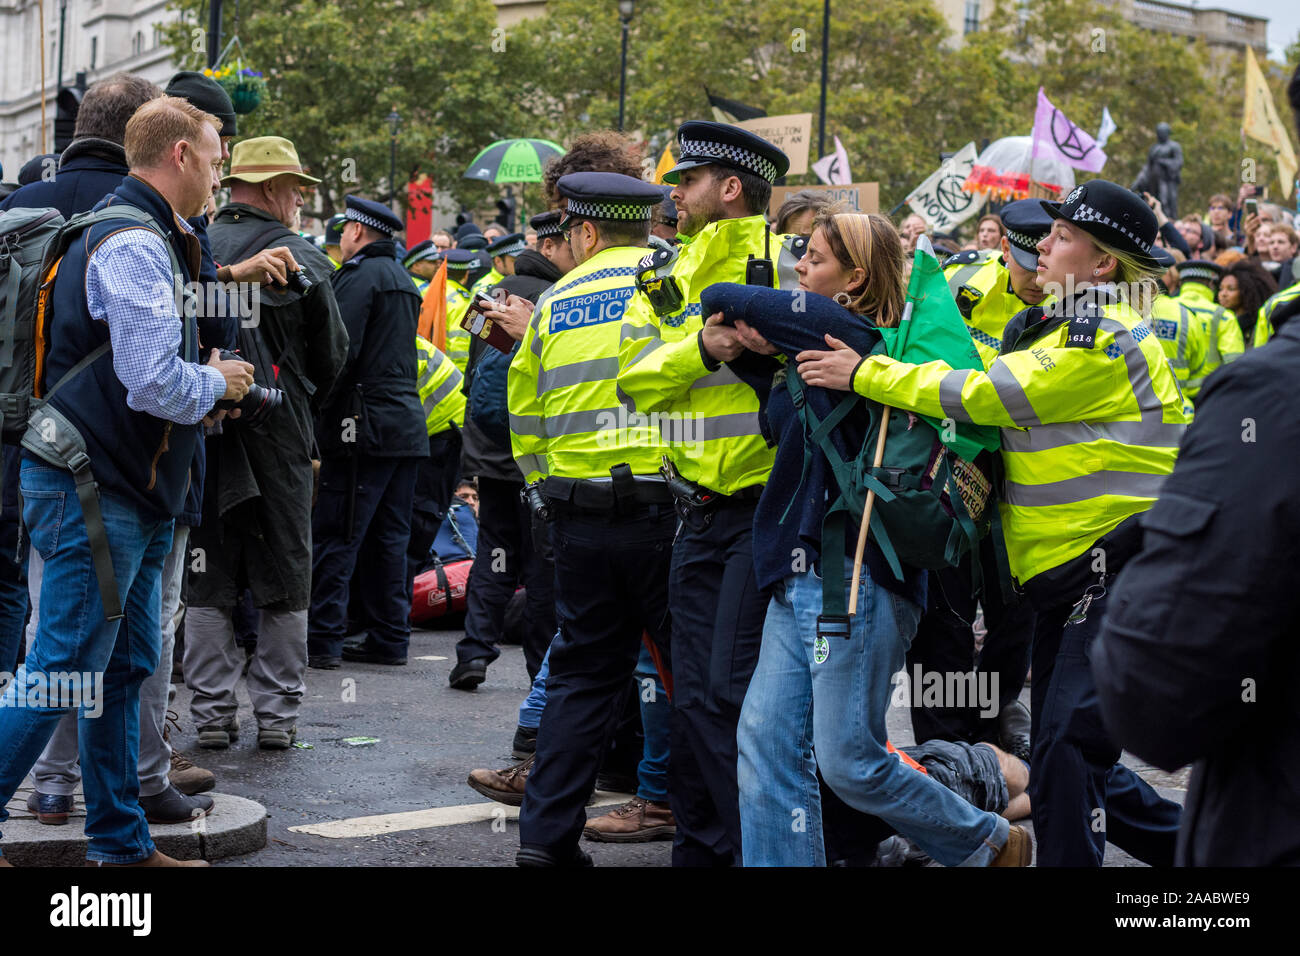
[[1245, 198, 1258, 218], [466, 292, 497, 317]]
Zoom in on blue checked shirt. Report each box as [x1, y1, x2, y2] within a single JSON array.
[[84, 217, 227, 425]]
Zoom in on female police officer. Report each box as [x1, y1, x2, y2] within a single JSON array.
[[796, 181, 1189, 866]]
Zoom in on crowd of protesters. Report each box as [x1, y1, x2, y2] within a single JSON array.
[[0, 60, 1297, 870]]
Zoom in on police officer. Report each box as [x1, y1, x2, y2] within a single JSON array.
[[509, 172, 674, 866], [1147, 247, 1208, 402], [616, 121, 804, 866], [1174, 259, 1243, 394], [472, 231, 526, 298], [905, 200, 1056, 750], [440, 248, 478, 377], [798, 180, 1187, 867], [457, 232, 493, 290], [1253, 275, 1300, 347], [402, 239, 443, 296], [308, 196, 428, 668], [407, 335, 466, 583], [320, 214, 346, 268]]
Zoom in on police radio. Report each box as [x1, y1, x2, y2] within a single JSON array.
[[745, 225, 775, 288]]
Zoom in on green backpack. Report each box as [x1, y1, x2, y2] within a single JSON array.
[[783, 360, 995, 638]]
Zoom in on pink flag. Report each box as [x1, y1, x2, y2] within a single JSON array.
[[1032, 88, 1107, 173]]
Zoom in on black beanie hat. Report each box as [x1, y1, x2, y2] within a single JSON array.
[[164, 71, 238, 137]]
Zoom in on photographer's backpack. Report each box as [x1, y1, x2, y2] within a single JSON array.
[[0, 203, 183, 621]]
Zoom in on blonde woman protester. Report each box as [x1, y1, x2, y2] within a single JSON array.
[[797, 181, 1190, 867], [710, 210, 1031, 867]]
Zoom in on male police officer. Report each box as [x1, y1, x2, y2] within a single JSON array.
[[1174, 259, 1243, 395], [440, 248, 478, 378], [510, 172, 673, 866], [308, 196, 427, 668], [403, 239, 443, 296], [1148, 247, 1208, 401], [616, 121, 803, 865], [473, 231, 527, 298]]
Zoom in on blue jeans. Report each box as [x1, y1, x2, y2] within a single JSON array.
[[635, 641, 670, 803], [517, 636, 556, 730], [0, 460, 173, 864], [737, 560, 1009, 867]]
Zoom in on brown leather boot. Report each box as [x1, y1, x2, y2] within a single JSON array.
[[990, 825, 1033, 866], [583, 796, 676, 843], [0, 857, 13, 867], [467, 754, 533, 806], [86, 851, 209, 867]]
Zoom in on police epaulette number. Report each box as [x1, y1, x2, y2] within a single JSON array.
[[943, 249, 981, 268], [1065, 304, 1103, 349]]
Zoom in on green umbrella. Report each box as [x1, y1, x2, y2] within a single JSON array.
[[463, 138, 565, 184]]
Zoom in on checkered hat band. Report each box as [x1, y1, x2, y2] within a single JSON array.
[[492, 241, 526, 257], [678, 137, 778, 182], [445, 260, 474, 271], [1006, 227, 1041, 252], [1070, 202, 1152, 254], [1180, 266, 1218, 284], [565, 199, 653, 221], [535, 224, 562, 238], [345, 208, 394, 234]]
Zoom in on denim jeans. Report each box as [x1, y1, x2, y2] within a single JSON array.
[[737, 559, 1009, 867], [635, 641, 670, 803], [517, 636, 556, 731], [0, 460, 173, 864]]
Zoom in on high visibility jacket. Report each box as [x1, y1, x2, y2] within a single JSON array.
[[1147, 294, 1208, 402], [509, 245, 665, 483], [411, 274, 430, 297], [943, 252, 1030, 371], [416, 335, 465, 432], [444, 279, 474, 376], [471, 267, 503, 299], [1176, 282, 1244, 393], [850, 291, 1190, 586], [615, 215, 805, 494], [1254, 280, 1300, 348]]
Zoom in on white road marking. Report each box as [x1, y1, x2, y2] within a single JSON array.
[[413, 655, 448, 661], [289, 793, 630, 838]]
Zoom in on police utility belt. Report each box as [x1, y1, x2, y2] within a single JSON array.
[[536, 463, 676, 517]]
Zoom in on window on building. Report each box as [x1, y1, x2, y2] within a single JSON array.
[[964, 0, 981, 34], [154, 24, 164, 48], [90, 36, 97, 70], [132, 32, 141, 56]]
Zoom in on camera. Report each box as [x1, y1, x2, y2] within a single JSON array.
[[213, 348, 283, 427], [283, 268, 312, 295]]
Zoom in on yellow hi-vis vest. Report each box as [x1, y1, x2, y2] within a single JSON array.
[[471, 267, 503, 299], [444, 279, 474, 377], [615, 215, 805, 494], [850, 293, 1190, 586], [416, 335, 465, 432], [1254, 279, 1300, 348], [1176, 282, 1244, 393], [943, 252, 1029, 371], [509, 245, 665, 483], [1147, 294, 1208, 403]]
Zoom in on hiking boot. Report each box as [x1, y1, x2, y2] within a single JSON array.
[[467, 754, 533, 806], [197, 718, 239, 750], [583, 797, 675, 843], [87, 851, 209, 868], [991, 825, 1033, 867], [511, 724, 538, 759], [25, 791, 74, 825], [139, 784, 214, 825], [448, 659, 488, 690], [998, 699, 1032, 764], [169, 750, 216, 795], [165, 710, 216, 794], [258, 726, 297, 750]]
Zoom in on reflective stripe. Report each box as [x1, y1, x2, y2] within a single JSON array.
[[660, 411, 762, 443], [416, 348, 445, 389], [516, 453, 547, 477], [1004, 470, 1168, 506], [614, 383, 636, 412], [938, 369, 971, 422], [627, 337, 663, 368], [1098, 318, 1161, 423], [1002, 420, 1185, 454], [690, 365, 742, 389], [424, 368, 463, 413], [537, 357, 620, 396], [509, 412, 547, 437], [621, 322, 658, 341], [988, 360, 1041, 426], [545, 407, 625, 438], [777, 241, 802, 289], [946, 260, 986, 298]]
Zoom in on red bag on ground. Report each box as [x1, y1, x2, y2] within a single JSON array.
[[411, 558, 473, 623]]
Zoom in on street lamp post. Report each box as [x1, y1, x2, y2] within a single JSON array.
[[617, 0, 634, 132], [388, 107, 401, 214]]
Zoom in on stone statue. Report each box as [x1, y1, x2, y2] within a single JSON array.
[[1132, 123, 1184, 220]]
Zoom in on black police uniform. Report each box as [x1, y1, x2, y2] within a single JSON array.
[[308, 197, 427, 665]]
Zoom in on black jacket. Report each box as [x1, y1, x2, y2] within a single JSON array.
[[1092, 319, 1300, 866], [460, 249, 563, 481], [191, 204, 350, 609], [0, 138, 127, 218], [319, 239, 427, 458]]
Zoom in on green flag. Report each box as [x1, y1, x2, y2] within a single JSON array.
[[875, 239, 1001, 461]]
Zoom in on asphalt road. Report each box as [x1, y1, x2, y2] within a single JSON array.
[[166, 617, 1183, 867]]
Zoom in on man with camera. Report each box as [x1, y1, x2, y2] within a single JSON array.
[[184, 136, 349, 750], [0, 97, 254, 867], [308, 196, 427, 668]]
